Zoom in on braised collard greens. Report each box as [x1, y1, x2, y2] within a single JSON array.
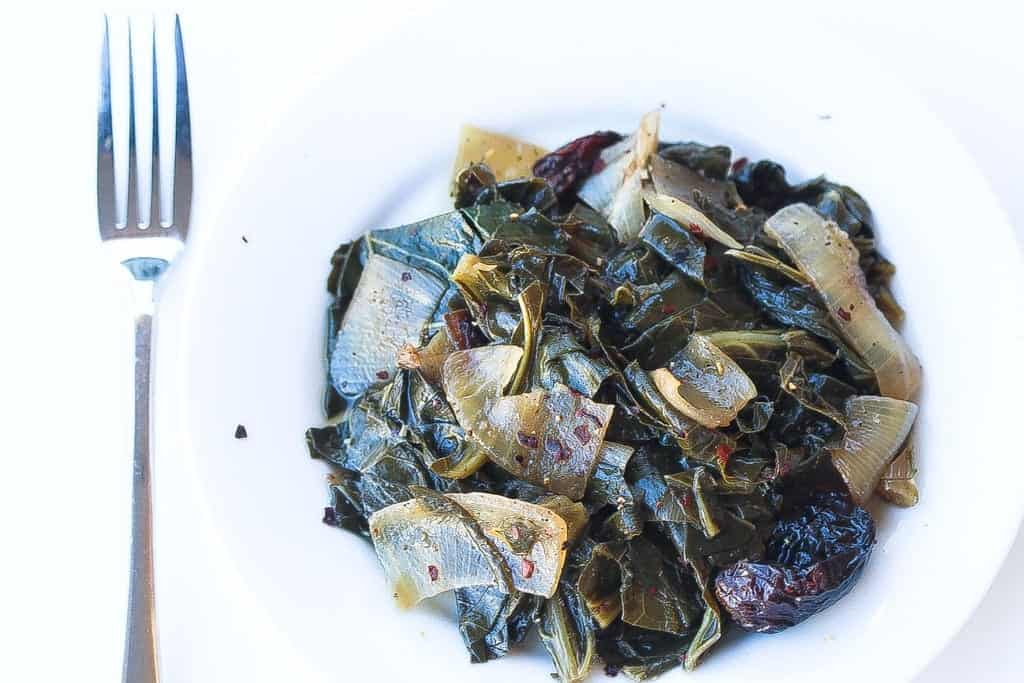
[[306, 113, 921, 679]]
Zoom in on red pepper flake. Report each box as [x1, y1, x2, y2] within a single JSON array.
[[681, 492, 693, 507], [376, 370, 390, 380], [661, 304, 677, 315], [836, 307, 852, 322], [427, 565, 439, 582], [521, 558, 535, 579], [517, 432, 539, 449], [575, 408, 605, 428], [401, 271, 412, 282], [647, 585, 658, 597], [545, 437, 568, 462], [573, 423, 592, 445], [687, 222, 704, 237], [730, 157, 748, 175], [322, 506, 338, 526], [716, 443, 733, 468]]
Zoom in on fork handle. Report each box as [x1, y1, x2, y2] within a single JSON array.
[[123, 304, 159, 683]]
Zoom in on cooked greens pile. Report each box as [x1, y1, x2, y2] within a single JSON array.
[[306, 113, 922, 679]]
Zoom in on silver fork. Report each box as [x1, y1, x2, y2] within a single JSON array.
[[97, 15, 191, 683]]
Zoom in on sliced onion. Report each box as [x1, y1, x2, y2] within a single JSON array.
[[442, 346, 615, 500], [442, 345, 522, 427], [397, 330, 453, 386], [649, 154, 723, 201], [456, 492, 569, 598], [831, 395, 918, 505], [643, 191, 743, 250], [577, 111, 660, 240], [369, 491, 568, 606], [764, 204, 921, 400], [330, 254, 448, 397], [486, 384, 615, 500], [536, 495, 589, 545], [451, 123, 547, 184], [577, 151, 626, 215], [876, 441, 919, 507], [604, 169, 646, 241], [650, 334, 757, 428]]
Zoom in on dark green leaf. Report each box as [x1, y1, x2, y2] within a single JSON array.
[[539, 583, 595, 682], [659, 141, 732, 180], [639, 212, 707, 285], [455, 587, 543, 663]]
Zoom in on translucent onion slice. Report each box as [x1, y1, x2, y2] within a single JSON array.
[[458, 492, 569, 598], [643, 190, 743, 250], [578, 111, 660, 240], [442, 344, 523, 429], [330, 254, 448, 397], [764, 204, 922, 400], [451, 124, 547, 184], [442, 347, 615, 499], [831, 395, 918, 505], [649, 154, 724, 202], [650, 334, 757, 428], [536, 495, 589, 545], [369, 490, 512, 608], [396, 330, 453, 386], [876, 441, 919, 507], [486, 385, 615, 500], [369, 491, 568, 607], [604, 170, 646, 241]]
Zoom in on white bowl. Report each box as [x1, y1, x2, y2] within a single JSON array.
[[167, 5, 1024, 681]]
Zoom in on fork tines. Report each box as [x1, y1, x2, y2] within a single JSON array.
[[97, 15, 191, 241]]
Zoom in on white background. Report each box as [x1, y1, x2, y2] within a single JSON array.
[[0, 2, 1020, 681]]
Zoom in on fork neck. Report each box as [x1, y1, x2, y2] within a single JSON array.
[[124, 257, 166, 314]]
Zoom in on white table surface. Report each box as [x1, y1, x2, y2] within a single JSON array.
[[0, 2, 1020, 682]]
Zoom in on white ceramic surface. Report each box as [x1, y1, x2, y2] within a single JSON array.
[[167, 5, 1024, 682]]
